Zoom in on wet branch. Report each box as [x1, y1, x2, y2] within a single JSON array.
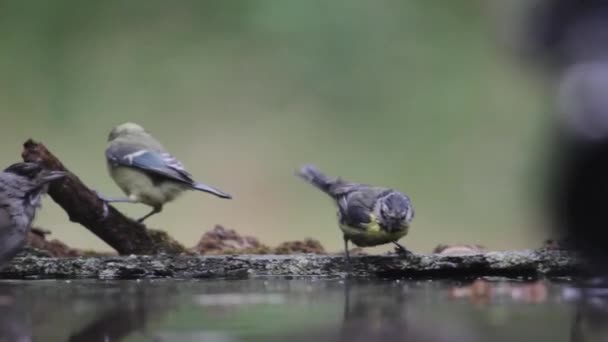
[[21, 139, 185, 255]]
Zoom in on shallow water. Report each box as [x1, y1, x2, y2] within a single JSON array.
[[0, 277, 604, 341]]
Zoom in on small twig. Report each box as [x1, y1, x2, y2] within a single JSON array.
[[21, 139, 184, 255]]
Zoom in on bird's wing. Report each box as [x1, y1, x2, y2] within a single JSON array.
[[338, 197, 372, 229], [106, 144, 194, 185], [328, 181, 367, 197], [0, 207, 26, 266], [337, 187, 387, 229]]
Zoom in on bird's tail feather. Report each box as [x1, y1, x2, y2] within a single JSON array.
[[297, 164, 336, 195], [192, 182, 232, 199]]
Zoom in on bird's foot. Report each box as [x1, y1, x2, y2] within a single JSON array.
[[393, 243, 414, 259], [93, 189, 107, 200], [136, 207, 161, 224], [93, 190, 114, 202]]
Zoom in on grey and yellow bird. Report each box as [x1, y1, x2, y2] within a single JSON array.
[[102, 122, 232, 223], [297, 165, 414, 267], [0, 162, 65, 266]]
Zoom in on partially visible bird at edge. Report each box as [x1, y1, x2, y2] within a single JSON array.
[[0, 162, 65, 266], [101, 122, 232, 223]]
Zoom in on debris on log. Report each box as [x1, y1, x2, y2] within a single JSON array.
[[433, 244, 488, 255], [21, 139, 185, 255], [274, 238, 325, 254], [190, 225, 271, 255], [0, 249, 584, 280], [25, 227, 115, 257], [189, 225, 327, 255], [26, 228, 84, 257]]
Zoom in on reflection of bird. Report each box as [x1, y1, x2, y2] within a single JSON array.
[[341, 281, 410, 341], [0, 163, 64, 266], [569, 295, 608, 342], [297, 165, 414, 268], [0, 289, 32, 342], [103, 122, 232, 223]]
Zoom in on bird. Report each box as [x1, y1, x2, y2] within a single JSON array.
[[297, 165, 414, 269], [102, 122, 232, 223], [0, 162, 65, 266]]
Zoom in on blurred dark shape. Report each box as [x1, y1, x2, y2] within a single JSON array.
[[432, 244, 487, 255], [274, 238, 325, 254], [547, 64, 608, 269], [528, 0, 608, 69], [527, 0, 608, 271], [566, 287, 608, 341]]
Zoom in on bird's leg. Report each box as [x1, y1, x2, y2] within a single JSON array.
[[393, 242, 414, 258], [137, 206, 162, 223], [93, 190, 136, 204], [101, 197, 136, 203], [343, 236, 353, 274]]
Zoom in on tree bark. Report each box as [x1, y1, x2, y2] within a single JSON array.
[[21, 139, 185, 255], [0, 249, 583, 279]]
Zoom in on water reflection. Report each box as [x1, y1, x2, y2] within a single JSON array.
[[565, 284, 608, 342], [339, 281, 410, 341], [334, 280, 480, 342], [0, 278, 603, 341], [0, 280, 177, 341], [448, 279, 549, 305], [67, 283, 175, 342], [0, 284, 31, 342]]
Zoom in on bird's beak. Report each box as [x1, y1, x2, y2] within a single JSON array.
[[387, 217, 403, 231], [40, 170, 67, 183]]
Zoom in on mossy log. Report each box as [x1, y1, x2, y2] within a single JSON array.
[[0, 249, 583, 280]]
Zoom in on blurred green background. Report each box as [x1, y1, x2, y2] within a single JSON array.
[[0, 0, 549, 253]]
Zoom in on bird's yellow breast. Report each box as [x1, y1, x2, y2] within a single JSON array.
[[108, 166, 186, 207], [339, 214, 409, 247]]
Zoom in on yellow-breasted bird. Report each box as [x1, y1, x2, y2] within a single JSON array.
[[297, 165, 414, 267], [101, 122, 232, 223]]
